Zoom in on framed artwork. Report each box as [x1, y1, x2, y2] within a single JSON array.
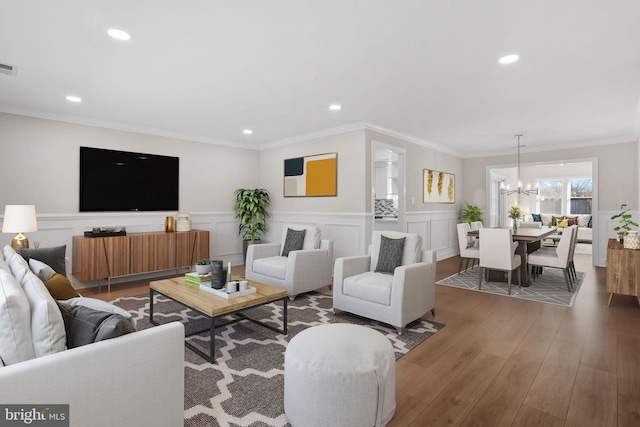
[[423, 169, 455, 203], [284, 152, 337, 197]]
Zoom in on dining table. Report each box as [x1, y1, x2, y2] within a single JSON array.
[[468, 226, 557, 286]]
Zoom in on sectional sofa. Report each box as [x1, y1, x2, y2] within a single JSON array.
[[0, 245, 185, 427], [522, 213, 593, 243]]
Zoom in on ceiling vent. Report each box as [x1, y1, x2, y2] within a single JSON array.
[[0, 63, 17, 76]]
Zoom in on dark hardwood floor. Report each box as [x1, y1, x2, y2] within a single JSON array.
[[80, 254, 640, 426]]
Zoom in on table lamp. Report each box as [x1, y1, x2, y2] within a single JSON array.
[[2, 205, 38, 251]]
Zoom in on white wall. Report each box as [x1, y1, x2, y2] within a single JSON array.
[[1, 113, 465, 287], [0, 113, 262, 283]]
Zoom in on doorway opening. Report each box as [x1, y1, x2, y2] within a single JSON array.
[[487, 158, 597, 261], [372, 142, 405, 233]]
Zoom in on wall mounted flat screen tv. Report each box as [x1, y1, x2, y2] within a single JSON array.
[[80, 146, 179, 212]]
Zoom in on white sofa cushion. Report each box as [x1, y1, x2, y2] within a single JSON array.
[[20, 270, 67, 357], [280, 225, 321, 250], [370, 231, 422, 272], [343, 271, 392, 306], [577, 215, 591, 228], [0, 269, 36, 365], [5, 247, 30, 284], [252, 256, 287, 280], [0, 256, 11, 275]]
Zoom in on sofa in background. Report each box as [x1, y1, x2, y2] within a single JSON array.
[[523, 213, 592, 243], [0, 245, 185, 427]]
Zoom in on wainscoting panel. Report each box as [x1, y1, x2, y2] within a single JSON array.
[[6, 210, 462, 288], [406, 211, 458, 260]]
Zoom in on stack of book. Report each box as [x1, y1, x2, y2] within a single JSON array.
[[185, 272, 212, 287]]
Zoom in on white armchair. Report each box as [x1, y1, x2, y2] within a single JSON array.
[[245, 225, 333, 299], [332, 231, 436, 334]]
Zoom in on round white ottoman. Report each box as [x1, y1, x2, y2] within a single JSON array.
[[284, 323, 396, 427]]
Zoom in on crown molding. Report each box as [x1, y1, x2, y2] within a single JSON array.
[[0, 105, 258, 150]]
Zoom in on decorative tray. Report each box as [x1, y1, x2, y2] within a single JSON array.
[[199, 284, 256, 299]]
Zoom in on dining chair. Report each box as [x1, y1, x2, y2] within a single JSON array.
[[527, 226, 575, 292], [478, 228, 521, 295], [470, 221, 483, 231], [456, 223, 480, 274]]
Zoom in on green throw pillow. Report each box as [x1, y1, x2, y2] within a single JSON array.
[[375, 235, 406, 273], [281, 228, 306, 257]]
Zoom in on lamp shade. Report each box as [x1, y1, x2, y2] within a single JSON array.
[[2, 205, 38, 233]]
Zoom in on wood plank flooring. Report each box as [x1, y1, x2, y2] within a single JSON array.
[[80, 254, 640, 426]]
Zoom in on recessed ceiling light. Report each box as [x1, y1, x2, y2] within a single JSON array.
[[329, 104, 342, 111], [65, 95, 82, 103], [107, 28, 132, 41], [243, 129, 253, 135], [498, 54, 519, 64]]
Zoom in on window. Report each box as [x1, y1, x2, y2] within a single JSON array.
[[570, 179, 592, 214], [536, 177, 593, 215], [537, 180, 563, 214]]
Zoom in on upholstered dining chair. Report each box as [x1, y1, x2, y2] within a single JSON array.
[[478, 228, 521, 295], [456, 223, 480, 274], [245, 225, 333, 299], [527, 225, 575, 292], [332, 231, 436, 334]]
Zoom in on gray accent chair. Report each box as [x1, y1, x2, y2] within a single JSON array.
[[332, 231, 436, 334]]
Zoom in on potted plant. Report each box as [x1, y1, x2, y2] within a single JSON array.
[[611, 203, 638, 244], [458, 202, 484, 224], [195, 258, 211, 275], [234, 188, 271, 262], [508, 204, 522, 232]]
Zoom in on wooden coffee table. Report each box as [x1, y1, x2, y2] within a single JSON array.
[[149, 276, 288, 363]]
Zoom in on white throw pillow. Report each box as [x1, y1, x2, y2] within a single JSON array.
[[2, 245, 16, 263], [0, 270, 36, 365], [29, 258, 57, 282], [5, 249, 30, 284], [20, 271, 67, 357], [577, 215, 591, 228], [0, 256, 11, 275], [62, 297, 136, 328]]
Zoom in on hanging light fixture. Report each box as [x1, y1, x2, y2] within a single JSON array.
[[500, 134, 539, 196]]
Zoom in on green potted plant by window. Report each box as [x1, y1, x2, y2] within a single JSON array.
[[611, 203, 639, 245], [234, 188, 271, 263], [458, 202, 484, 224]]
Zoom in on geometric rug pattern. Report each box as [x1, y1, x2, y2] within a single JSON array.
[[437, 266, 584, 307], [111, 291, 445, 427]]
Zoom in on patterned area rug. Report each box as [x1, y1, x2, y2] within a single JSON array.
[[437, 266, 584, 307], [111, 292, 445, 427]]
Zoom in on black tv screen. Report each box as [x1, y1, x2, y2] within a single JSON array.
[[80, 147, 179, 212]]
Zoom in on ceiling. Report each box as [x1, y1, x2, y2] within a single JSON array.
[[1, 1, 639, 157]]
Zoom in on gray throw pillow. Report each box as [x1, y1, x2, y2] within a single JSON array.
[[281, 228, 306, 257], [375, 235, 406, 273], [19, 245, 67, 276], [57, 301, 136, 348]]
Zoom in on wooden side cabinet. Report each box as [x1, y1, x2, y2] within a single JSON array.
[[176, 230, 209, 267], [72, 236, 130, 281], [606, 238, 640, 306], [72, 230, 210, 282]]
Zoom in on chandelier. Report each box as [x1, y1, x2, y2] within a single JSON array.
[[500, 134, 539, 196]]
